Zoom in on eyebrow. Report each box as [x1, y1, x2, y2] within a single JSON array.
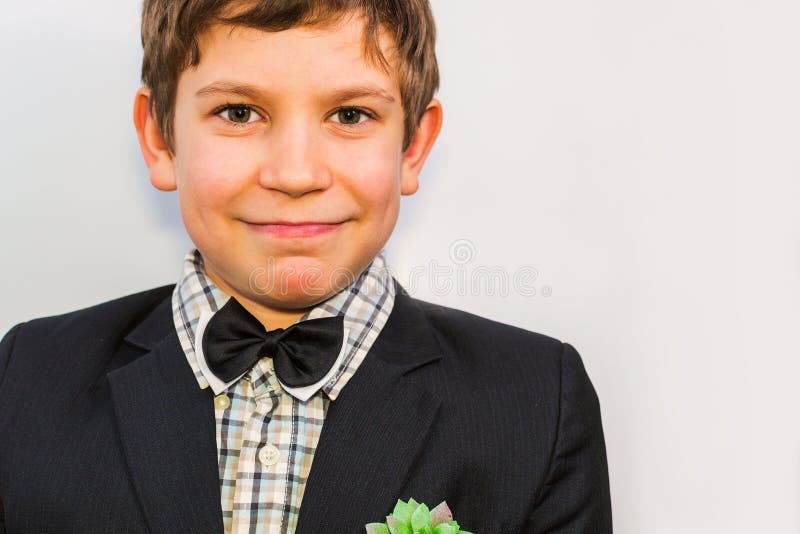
[[195, 81, 396, 104]]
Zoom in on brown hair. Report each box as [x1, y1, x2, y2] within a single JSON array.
[[140, 0, 439, 154]]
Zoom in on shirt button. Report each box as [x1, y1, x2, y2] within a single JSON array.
[[258, 444, 280, 468], [213, 394, 230, 411]]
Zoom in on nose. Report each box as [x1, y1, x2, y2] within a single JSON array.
[[258, 117, 332, 198]]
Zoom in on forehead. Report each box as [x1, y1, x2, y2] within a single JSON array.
[[185, 15, 400, 97]]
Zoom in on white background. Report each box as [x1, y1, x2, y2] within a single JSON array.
[[1, 1, 799, 532]]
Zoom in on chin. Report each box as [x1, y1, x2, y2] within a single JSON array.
[[254, 285, 338, 310], [265, 269, 340, 301]]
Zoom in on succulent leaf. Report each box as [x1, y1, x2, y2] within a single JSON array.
[[410, 503, 431, 531], [429, 501, 453, 527], [432, 524, 456, 534], [365, 523, 391, 534], [392, 500, 414, 523]]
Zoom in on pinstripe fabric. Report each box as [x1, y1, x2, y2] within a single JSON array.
[[171, 248, 395, 533]]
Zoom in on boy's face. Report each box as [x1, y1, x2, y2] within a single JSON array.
[[134, 14, 441, 317]]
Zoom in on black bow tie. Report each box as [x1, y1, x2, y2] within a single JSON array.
[[201, 297, 345, 388]]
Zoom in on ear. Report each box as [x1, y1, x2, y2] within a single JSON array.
[[400, 98, 443, 196], [133, 86, 177, 191]]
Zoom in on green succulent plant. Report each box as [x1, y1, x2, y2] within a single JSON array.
[[365, 498, 473, 534]]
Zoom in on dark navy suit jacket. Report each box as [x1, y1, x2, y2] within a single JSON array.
[[0, 279, 612, 533]]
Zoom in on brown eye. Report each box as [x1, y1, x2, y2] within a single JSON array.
[[216, 104, 262, 125], [333, 108, 371, 125], [227, 106, 251, 123]]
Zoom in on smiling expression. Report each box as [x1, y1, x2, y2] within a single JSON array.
[[134, 12, 442, 325]]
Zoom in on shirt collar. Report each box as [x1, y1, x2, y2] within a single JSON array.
[[171, 249, 396, 402]]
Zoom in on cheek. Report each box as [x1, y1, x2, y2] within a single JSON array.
[[331, 138, 402, 209], [175, 137, 256, 209]]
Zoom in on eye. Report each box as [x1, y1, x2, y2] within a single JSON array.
[[330, 107, 374, 126], [214, 104, 263, 126]]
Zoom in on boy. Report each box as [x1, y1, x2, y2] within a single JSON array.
[[0, 1, 612, 532]]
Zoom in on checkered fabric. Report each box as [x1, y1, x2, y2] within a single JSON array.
[[171, 248, 396, 533]]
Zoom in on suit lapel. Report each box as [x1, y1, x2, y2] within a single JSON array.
[[295, 279, 445, 533], [108, 294, 223, 534]]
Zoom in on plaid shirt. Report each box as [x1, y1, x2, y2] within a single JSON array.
[[171, 249, 396, 533]]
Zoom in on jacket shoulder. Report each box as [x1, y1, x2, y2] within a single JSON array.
[[0, 284, 175, 391], [412, 295, 564, 353], [407, 295, 569, 382], [8, 284, 175, 347]]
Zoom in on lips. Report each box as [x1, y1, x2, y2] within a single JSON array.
[[243, 220, 345, 238], [261, 220, 339, 225]]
